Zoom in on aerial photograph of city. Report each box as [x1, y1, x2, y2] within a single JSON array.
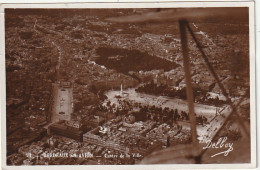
[[4, 7, 252, 165]]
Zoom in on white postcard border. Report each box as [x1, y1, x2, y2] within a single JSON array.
[[0, 1, 256, 169]]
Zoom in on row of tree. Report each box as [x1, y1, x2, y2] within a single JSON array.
[[136, 81, 226, 106], [98, 99, 209, 125]]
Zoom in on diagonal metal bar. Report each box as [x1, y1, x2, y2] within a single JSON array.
[[185, 22, 250, 138], [179, 19, 199, 157]]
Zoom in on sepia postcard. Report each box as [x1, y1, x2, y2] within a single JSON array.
[[0, 1, 256, 169]]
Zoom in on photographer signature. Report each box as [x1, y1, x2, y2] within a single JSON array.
[[202, 137, 233, 157]]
